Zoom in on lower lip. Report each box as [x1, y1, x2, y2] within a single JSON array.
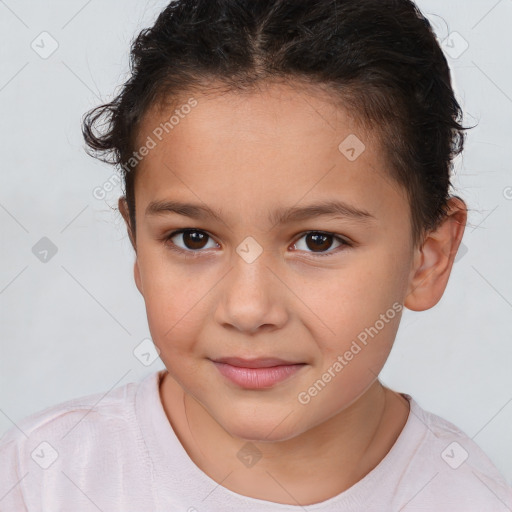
[[212, 362, 305, 389]]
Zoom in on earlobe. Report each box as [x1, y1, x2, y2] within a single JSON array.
[[404, 197, 467, 311]]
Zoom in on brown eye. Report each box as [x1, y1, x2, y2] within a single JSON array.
[[306, 233, 333, 252], [292, 231, 349, 256], [166, 229, 217, 252], [183, 230, 208, 249]]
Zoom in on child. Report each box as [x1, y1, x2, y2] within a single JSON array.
[[1, 0, 511, 510]]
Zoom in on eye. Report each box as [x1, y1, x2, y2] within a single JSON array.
[[290, 231, 351, 257], [163, 229, 352, 258], [165, 229, 219, 256]]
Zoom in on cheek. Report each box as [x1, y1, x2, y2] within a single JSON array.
[[310, 255, 402, 321], [136, 250, 208, 355], [306, 253, 405, 363], [295, 267, 403, 416]]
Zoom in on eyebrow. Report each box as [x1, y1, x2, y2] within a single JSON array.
[[145, 199, 376, 225]]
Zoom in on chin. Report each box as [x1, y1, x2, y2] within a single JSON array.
[[218, 411, 306, 444]]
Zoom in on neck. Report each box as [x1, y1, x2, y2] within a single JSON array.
[[159, 371, 409, 505]]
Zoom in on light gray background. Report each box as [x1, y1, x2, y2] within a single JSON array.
[[1, 0, 511, 484]]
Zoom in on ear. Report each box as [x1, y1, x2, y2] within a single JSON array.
[[118, 196, 144, 297], [404, 196, 467, 311], [118, 196, 136, 249]]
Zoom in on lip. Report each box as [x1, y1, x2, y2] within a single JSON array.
[[212, 356, 302, 368], [211, 357, 306, 389]]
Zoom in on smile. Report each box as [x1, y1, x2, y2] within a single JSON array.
[[211, 361, 306, 389]]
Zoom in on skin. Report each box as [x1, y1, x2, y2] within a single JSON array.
[[119, 80, 467, 505]]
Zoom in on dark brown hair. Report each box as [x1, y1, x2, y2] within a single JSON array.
[[82, 0, 474, 248]]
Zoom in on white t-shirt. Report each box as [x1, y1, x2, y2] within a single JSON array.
[[1, 369, 511, 511]]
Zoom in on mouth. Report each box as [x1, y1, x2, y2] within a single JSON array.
[[210, 357, 306, 389], [212, 356, 303, 368]]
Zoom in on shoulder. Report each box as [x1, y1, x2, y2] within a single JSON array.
[[0, 374, 152, 505], [0, 375, 141, 448], [0, 371, 166, 509], [389, 394, 512, 511]]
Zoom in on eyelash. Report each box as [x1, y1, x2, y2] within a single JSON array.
[[162, 229, 352, 258]]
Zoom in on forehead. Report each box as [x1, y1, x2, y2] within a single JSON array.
[[137, 80, 373, 157], [133, 81, 407, 225]]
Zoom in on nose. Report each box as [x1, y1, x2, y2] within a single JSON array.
[[214, 251, 289, 334]]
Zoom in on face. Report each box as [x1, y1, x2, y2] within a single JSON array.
[[125, 81, 418, 442]]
